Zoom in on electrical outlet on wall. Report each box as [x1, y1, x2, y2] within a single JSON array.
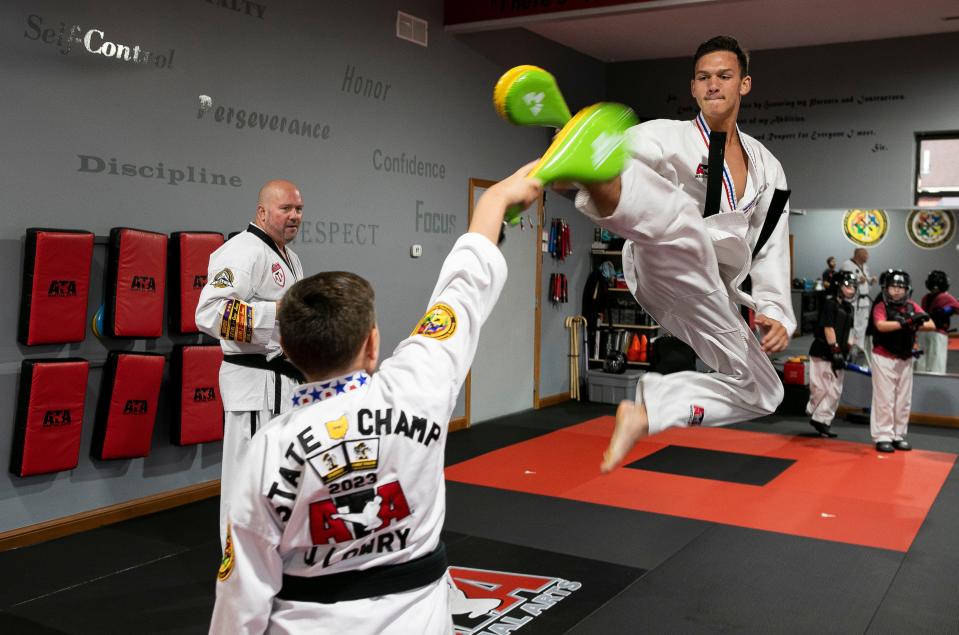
[[410, 244, 422, 258]]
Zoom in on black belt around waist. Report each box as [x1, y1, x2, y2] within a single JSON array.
[[223, 354, 305, 383], [277, 543, 448, 604]]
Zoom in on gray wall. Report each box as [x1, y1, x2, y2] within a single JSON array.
[[0, 0, 603, 533], [539, 190, 597, 399], [608, 33, 959, 288]]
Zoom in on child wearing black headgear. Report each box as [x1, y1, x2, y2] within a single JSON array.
[[867, 270, 934, 452], [917, 270, 959, 373], [806, 270, 857, 437]]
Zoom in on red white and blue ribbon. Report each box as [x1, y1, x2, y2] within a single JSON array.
[[694, 113, 737, 211]]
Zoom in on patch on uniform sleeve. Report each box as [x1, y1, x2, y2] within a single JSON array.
[[412, 303, 457, 340], [211, 268, 235, 288], [220, 299, 255, 343], [217, 523, 235, 582], [688, 405, 705, 426]]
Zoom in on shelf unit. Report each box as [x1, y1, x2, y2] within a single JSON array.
[[589, 247, 659, 369]]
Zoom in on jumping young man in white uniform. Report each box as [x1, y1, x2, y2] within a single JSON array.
[[574, 36, 795, 471], [196, 179, 305, 546], [208, 164, 542, 634]]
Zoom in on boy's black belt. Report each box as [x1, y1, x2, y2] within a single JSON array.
[[223, 354, 305, 383], [276, 543, 448, 604]]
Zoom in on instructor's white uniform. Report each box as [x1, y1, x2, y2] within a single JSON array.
[[577, 114, 795, 434], [840, 258, 873, 364], [196, 224, 303, 546], [209, 233, 506, 634]]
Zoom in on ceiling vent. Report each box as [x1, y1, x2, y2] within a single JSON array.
[[397, 11, 428, 47]]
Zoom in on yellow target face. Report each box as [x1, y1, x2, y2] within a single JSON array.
[[843, 209, 888, 246]]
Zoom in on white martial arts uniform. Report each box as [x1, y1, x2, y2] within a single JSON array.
[[840, 258, 874, 364], [807, 359, 844, 425], [869, 299, 924, 444], [195, 223, 304, 546], [209, 233, 506, 635], [577, 114, 795, 434]]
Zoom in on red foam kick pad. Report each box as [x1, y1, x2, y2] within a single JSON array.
[[171, 345, 224, 445], [168, 232, 224, 334], [106, 228, 168, 338], [91, 352, 165, 460], [11, 359, 89, 477], [18, 229, 94, 345]]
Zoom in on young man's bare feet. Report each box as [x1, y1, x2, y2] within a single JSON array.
[[600, 400, 650, 473]]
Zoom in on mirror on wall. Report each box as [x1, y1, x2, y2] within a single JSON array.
[[788, 208, 957, 375]]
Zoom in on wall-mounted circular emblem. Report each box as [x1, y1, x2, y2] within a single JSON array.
[[843, 209, 888, 246], [412, 303, 457, 340], [906, 209, 955, 249]]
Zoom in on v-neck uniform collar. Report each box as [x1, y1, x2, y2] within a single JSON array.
[[247, 223, 295, 272], [694, 112, 755, 211]]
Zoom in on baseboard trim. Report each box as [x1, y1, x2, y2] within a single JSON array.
[[836, 406, 959, 429], [449, 415, 468, 432], [0, 480, 220, 552], [537, 392, 571, 409]]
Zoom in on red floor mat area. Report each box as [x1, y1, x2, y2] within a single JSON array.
[[445, 419, 955, 552]]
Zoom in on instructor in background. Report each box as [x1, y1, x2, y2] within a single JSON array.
[[196, 179, 305, 547], [840, 248, 876, 365]]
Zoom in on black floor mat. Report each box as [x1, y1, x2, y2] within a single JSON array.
[[625, 445, 795, 486]]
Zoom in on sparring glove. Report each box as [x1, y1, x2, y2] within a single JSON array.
[[830, 343, 845, 374], [893, 310, 927, 330], [903, 311, 930, 330]]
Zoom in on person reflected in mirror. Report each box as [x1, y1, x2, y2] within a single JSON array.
[[916, 270, 959, 373]]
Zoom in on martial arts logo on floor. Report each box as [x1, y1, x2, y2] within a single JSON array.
[[443, 533, 645, 634], [449, 567, 581, 635]]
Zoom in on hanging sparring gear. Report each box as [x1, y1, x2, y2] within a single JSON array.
[[11, 359, 89, 477], [170, 345, 225, 445], [105, 228, 168, 338], [18, 228, 95, 345], [91, 352, 165, 460], [169, 232, 225, 334]]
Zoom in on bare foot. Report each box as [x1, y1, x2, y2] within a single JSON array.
[[600, 400, 649, 473]]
